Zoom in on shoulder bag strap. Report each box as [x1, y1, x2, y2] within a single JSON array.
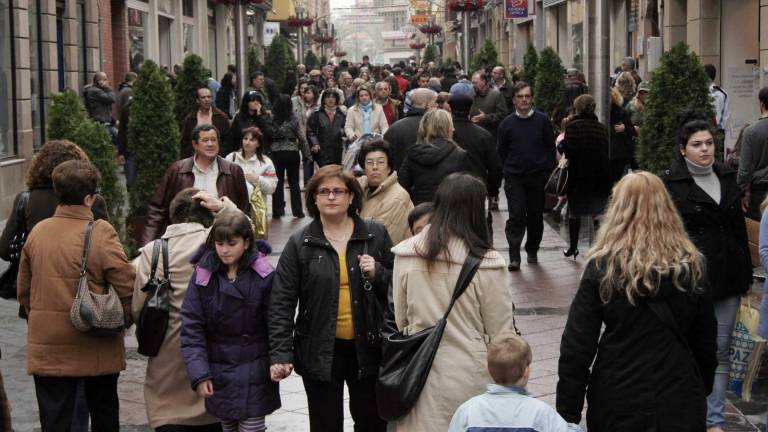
[[148, 239, 161, 281], [161, 238, 170, 282], [442, 255, 482, 321], [79, 221, 95, 280]]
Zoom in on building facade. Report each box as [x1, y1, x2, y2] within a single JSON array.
[[0, 0, 270, 220]]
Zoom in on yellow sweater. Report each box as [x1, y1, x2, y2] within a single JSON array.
[[336, 253, 355, 340]]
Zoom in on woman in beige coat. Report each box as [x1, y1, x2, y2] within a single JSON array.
[[344, 85, 389, 142], [358, 139, 414, 244], [392, 173, 516, 432], [131, 188, 240, 431]]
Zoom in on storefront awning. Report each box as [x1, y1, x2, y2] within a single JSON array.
[[267, 0, 296, 22]]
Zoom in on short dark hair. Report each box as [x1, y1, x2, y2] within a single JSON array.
[[192, 123, 219, 143], [304, 165, 363, 218], [249, 71, 265, 81], [759, 87, 768, 110], [573, 94, 596, 116], [676, 111, 714, 149], [358, 139, 392, 174], [513, 81, 533, 97], [363, 55, 370, 61], [206, 210, 256, 274], [703, 64, 716, 81], [408, 202, 433, 232], [52, 160, 101, 205], [321, 89, 340, 105], [196, 87, 211, 99], [169, 187, 215, 226]]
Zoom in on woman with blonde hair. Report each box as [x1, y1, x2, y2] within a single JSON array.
[[398, 108, 468, 204], [557, 171, 717, 431], [614, 71, 637, 106], [608, 87, 636, 183]]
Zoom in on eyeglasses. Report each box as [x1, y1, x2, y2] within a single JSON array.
[[317, 187, 350, 197], [364, 158, 387, 167]]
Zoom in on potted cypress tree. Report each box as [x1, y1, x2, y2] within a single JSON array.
[[423, 45, 438, 64], [637, 42, 714, 173], [304, 50, 320, 71], [48, 90, 125, 234], [522, 43, 538, 88], [265, 34, 290, 91], [173, 54, 208, 129], [470, 38, 499, 73], [533, 47, 565, 116], [127, 60, 180, 249]]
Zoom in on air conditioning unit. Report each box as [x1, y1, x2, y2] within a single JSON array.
[[646, 36, 662, 74]]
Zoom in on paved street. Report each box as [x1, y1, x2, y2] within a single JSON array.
[[0, 195, 762, 431]]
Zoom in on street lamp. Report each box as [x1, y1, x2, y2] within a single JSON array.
[[296, 5, 306, 63]]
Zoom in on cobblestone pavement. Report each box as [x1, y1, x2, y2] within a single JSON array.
[[0, 194, 760, 431]]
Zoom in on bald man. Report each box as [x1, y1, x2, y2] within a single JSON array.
[[384, 88, 438, 170]]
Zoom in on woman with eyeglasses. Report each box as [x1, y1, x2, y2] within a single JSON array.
[[663, 112, 752, 432], [269, 164, 393, 432]]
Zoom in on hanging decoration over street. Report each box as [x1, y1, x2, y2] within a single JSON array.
[[286, 17, 315, 27], [419, 24, 442, 34], [448, 0, 485, 11], [409, 42, 426, 49], [334, 50, 347, 57], [313, 34, 336, 44]]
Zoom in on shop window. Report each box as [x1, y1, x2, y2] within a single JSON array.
[[29, 0, 45, 149], [183, 0, 194, 18], [128, 8, 149, 72], [0, 0, 16, 157]]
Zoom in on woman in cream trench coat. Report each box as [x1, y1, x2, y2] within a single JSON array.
[[131, 189, 240, 431], [391, 173, 516, 432]]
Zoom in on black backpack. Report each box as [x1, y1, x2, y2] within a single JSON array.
[[136, 239, 171, 357]]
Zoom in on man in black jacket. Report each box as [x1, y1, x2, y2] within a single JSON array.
[[449, 94, 503, 201], [384, 88, 437, 171]]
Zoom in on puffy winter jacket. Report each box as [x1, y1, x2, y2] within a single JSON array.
[[398, 137, 469, 205]]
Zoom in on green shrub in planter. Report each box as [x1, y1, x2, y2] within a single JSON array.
[[533, 47, 565, 116], [128, 60, 180, 219], [48, 90, 124, 231], [637, 42, 714, 173], [470, 39, 499, 74], [304, 50, 320, 71], [174, 54, 207, 128], [248, 45, 264, 80], [423, 45, 438, 64], [522, 43, 538, 88]]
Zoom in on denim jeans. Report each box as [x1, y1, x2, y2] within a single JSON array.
[[706, 295, 740, 427]]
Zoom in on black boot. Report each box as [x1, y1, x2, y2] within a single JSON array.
[[563, 217, 580, 259]]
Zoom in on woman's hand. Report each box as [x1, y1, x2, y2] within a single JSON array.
[[270, 363, 294, 382], [358, 254, 376, 278], [311, 144, 321, 154], [192, 191, 225, 213], [196, 380, 214, 398], [245, 172, 259, 184], [614, 123, 626, 133]]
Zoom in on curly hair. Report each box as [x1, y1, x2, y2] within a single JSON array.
[[26, 140, 89, 189]]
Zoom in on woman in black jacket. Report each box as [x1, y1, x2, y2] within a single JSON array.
[[608, 87, 637, 183], [215, 72, 237, 119], [399, 108, 468, 205], [268, 164, 393, 432], [558, 95, 610, 258], [556, 171, 717, 431], [231, 91, 272, 150], [307, 90, 346, 167], [664, 114, 752, 432]]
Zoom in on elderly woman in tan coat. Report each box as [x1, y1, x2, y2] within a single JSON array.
[[17, 160, 135, 431], [392, 173, 516, 432], [358, 139, 414, 244], [131, 188, 242, 431]]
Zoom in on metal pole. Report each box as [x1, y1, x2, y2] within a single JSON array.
[[297, 8, 305, 64], [461, 11, 470, 71], [234, 4, 248, 98], [587, 0, 610, 124]]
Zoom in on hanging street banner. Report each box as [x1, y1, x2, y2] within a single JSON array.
[[505, 0, 528, 19]]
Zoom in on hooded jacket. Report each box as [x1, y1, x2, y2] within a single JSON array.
[[383, 107, 428, 171], [398, 137, 469, 205]]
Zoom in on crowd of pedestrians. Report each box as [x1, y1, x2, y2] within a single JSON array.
[[1, 54, 768, 432]]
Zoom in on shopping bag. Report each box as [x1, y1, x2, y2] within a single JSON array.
[[728, 297, 766, 401], [250, 180, 268, 240]]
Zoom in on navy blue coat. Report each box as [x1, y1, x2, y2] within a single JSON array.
[[180, 242, 281, 421]]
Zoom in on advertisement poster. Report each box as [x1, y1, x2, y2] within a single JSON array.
[[505, 0, 528, 19], [264, 22, 280, 46]]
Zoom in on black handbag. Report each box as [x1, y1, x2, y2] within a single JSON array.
[[376, 255, 482, 421], [136, 238, 171, 357], [0, 191, 30, 300]]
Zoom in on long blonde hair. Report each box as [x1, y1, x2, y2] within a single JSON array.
[[416, 108, 455, 144], [588, 172, 704, 305]]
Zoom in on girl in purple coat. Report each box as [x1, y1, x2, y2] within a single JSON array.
[[181, 211, 281, 432]]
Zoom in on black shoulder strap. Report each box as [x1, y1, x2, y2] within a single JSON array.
[[15, 191, 30, 233], [79, 221, 95, 278], [647, 300, 700, 377], [363, 218, 371, 256], [442, 255, 482, 320], [149, 239, 161, 280], [161, 238, 170, 282]]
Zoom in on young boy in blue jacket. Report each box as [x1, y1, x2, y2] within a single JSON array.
[[448, 331, 582, 432]]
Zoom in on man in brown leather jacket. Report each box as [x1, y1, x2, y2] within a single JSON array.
[[180, 87, 232, 157], [141, 124, 249, 246]]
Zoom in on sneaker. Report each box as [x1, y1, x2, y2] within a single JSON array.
[[508, 261, 520, 271], [527, 253, 538, 264]]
